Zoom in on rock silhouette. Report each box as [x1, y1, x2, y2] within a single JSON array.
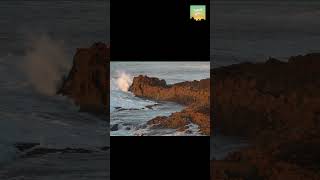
[[129, 75, 210, 135], [212, 53, 320, 179], [58, 42, 109, 114]]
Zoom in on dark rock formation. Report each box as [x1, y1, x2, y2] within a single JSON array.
[[129, 75, 210, 135], [58, 42, 109, 114], [213, 140, 320, 179], [213, 53, 320, 139], [129, 75, 210, 106], [211, 53, 320, 179]]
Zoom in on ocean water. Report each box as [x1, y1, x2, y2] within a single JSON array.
[[0, 0, 109, 56], [212, 1, 320, 67], [110, 62, 210, 136], [0, 1, 109, 179]]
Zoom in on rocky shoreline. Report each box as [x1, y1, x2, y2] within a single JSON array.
[[129, 75, 210, 135], [212, 53, 320, 179]]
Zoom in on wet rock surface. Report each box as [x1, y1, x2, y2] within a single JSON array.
[[58, 42, 109, 115], [129, 75, 210, 135]]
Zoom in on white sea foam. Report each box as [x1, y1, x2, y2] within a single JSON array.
[[20, 33, 71, 96], [115, 71, 132, 92]]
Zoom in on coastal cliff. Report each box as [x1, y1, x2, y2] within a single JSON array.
[[58, 42, 109, 114], [129, 75, 210, 135], [212, 53, 320, 179]]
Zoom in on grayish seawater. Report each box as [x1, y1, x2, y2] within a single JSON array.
[[0, 1, 109, 179], [212, 1, 320, 67]]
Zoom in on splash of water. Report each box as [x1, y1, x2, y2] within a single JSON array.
[[116, 71, 132, 92], [21, 33, 71, 96]]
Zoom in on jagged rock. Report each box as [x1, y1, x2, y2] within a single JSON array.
[[211, 53, 320, 180], [58, 42, 109, 114], [129, 75, 210, 135], [148, 106, 210, 135], [212, 141, 320, 180], [213, 53, 320, 139], [129, 75, 210, 105]]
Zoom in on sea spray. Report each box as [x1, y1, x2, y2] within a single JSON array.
[[116, 71, 132, 92], [21, 34, 71, 96]]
